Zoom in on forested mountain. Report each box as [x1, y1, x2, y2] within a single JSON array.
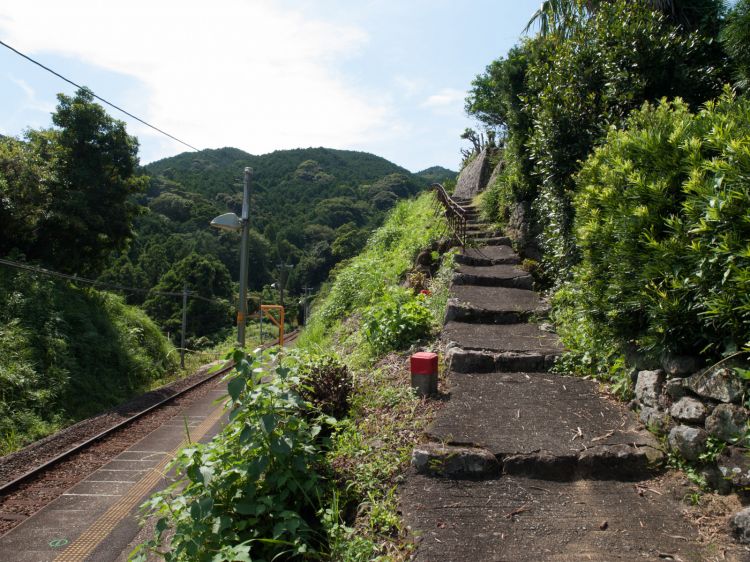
[[99, 146, 431, 342], [416, 165, 457, 184], [0, 89, 439, 449]]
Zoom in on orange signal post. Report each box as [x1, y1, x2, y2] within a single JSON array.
[[260, 305, 285, 346]]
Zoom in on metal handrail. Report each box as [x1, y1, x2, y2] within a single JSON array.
[[432, 183, 467, 247]]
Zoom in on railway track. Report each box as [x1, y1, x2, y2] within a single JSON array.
[[0, 329, 299, 535]]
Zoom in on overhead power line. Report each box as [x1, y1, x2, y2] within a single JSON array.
[[0, 257, 224, 305], [0, 38, 200, 152]]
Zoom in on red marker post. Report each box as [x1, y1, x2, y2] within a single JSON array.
[[410, 352, 438, 397]]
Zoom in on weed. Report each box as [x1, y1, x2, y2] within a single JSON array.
[[362, 289, 433, 355], [132, 348, 334, 561]]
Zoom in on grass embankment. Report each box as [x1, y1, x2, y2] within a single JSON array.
[[297, 192, 452, 558], [133, 192, 452, 561], [0, 267, 243, 455]]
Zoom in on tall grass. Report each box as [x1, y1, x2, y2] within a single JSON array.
[[0, 269, 179, 454]]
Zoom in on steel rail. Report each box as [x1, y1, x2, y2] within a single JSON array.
[[432, 183, 468, 247], [0, 329, 300, 496]]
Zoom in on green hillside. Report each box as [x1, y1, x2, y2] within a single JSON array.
[[99, 147, 432, 343], [416, 165, 457, 184], [145, 146, 416, 200]]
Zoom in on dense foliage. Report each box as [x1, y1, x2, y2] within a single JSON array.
[[362, 289, 433, 354], [467, 0, 726, 281], [721, 0, 750, 91], [137, 193, 452, 560], [556, 92, 750, 371], [123, 148, 432, 300], [0, 90, 178, 452], [134, 350, 332, 561], [143, 253, 234, 346], [0, 269, 176, 453], [0, 88, 147, 276], [310, 193, 445, 333]]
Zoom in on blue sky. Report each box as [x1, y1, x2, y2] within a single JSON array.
[[0, 1, 540, 172]]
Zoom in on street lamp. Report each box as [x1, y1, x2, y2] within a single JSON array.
[[210, 167, 252, 347]]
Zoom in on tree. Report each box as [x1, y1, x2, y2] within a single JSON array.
[[0, 136, 54, 257], [144, 253, 233, 345], [33, 88, 147, 275], [524, 0, 722, 37], [721, 0, 750, 90]]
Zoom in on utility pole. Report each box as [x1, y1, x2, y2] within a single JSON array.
[[180, 283, 189, 369], [237, 168, 252, 347], [303, 286, 313, 326], [259, 294, 264, 344], [209, 166, 253, 348]]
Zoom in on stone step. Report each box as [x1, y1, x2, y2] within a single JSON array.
[[456, 245, 521, 266], [466, 229, 503, 239], [402, 474, 704, 561], [467, 236, 512, 247], [465, 221, 492, 229], [446, 285, 547, 324], [453, 264, 532, 289], [447, 347, 557, 373], [443, 321, 563, 355], [423, 371, 665, 481]]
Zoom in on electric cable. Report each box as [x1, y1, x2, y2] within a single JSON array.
[[0, 38, 200, 152], [0, 257, 226, 305]]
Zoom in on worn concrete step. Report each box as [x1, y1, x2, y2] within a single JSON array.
[[443, 321, 563, 355], [452, 198, 474, 205], [453, 264, 532, 289], [425, 371, 664, 481], [447, 347, 557, 373], [466, 229, 503, 240], [401, 474, 704, 561], [468, 235, 512, 247], [446, 285, 547, 324], [465, 221, 493, 230], [456, 245, 521, 266]]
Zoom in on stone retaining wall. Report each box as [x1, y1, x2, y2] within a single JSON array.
[[633, 359, 749, 493]]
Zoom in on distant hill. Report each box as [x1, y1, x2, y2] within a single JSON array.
[[416, 165, 457, 184], [107, 147, 431, 308], [146, 147, 416, 200]]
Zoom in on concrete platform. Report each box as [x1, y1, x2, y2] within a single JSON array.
[[442, 321, 563, 355], [0, 385, 228, 562], [426, 372, 662, 479], [401, 473, 706, 561]]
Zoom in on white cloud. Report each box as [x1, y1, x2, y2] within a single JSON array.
[[394, 76, 423, 99], [0, 0, 394, 158], [422, 88, 466, 109], [7, 75, 55, 113]]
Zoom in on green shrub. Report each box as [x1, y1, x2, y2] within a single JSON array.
[[362, 289, 433, 354], [0, 268, 177, 453], [301, 192, 446, 349], [468, 0, 726, 282], [559, 90, 750, 366], [288, 350, 353, 420], [526, 0, 725, 279], [134, 349, 332, 561], [721, 0, 750, 91]]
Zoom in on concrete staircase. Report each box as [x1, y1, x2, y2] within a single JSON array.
[[400, 199, 712, 561]]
